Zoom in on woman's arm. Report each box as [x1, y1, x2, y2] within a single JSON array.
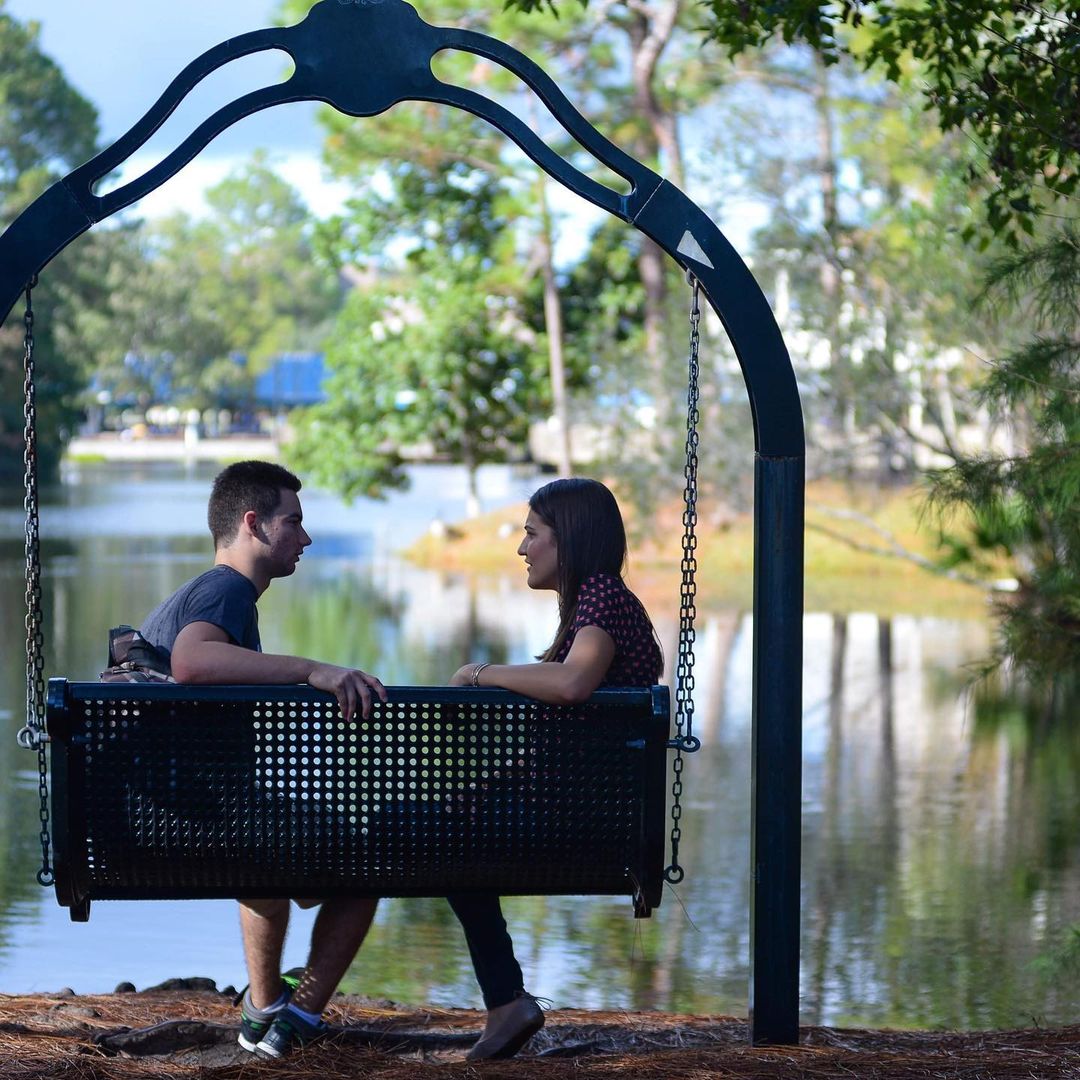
[[450, 625, 616, 705]]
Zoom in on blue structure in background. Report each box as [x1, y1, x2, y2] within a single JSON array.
[[253, 352, 327, 409]]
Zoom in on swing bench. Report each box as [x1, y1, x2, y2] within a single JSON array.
[[46, 680, 672, 922], [3, 0, 806, 1045]]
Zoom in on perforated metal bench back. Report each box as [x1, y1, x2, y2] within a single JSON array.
[[47, 681, 669, 917]]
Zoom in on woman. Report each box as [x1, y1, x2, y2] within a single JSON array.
[[447, 477, 662, 1060]]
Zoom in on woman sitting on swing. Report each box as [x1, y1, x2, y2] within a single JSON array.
[[446, 476, 663, 1060]]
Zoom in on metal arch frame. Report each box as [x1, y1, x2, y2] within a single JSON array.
[[0, 0, 804, 1046]]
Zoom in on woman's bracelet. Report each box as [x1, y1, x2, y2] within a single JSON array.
[[471, 662, 491, 687]]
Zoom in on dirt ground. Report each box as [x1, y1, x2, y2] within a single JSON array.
[[1, 980, 1078, 1079]]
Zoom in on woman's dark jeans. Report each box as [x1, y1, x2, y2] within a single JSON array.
[[447, 893, 524, 1009]]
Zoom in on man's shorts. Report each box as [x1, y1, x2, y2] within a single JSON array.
[[238, 897, 324, 918]]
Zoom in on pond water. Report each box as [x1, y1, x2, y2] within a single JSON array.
[[0, 462, 1078, 1029]]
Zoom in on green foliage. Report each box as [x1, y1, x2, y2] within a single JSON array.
[[0, 270, 89, 483], [0, 5, 98, 220], [665, 0, 1080, 673], [279, 0, 580, 495], [927, 231, 1080, 679], [289, 163, 546, 501], [279, 0, 729, 502], [79, 157, 341, 414], [550, 217, 661, 510], [687, 0, 1080, 244], [0, 4, 101, 482], [703, 40, 994, 475]]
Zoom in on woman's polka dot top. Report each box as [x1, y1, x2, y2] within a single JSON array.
[[555, 572, 662, 686]]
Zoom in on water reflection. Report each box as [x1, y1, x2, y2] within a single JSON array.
[[0, 467, 1078, 1027]]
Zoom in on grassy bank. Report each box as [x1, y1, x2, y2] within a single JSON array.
[[405, 482, 996, 619]]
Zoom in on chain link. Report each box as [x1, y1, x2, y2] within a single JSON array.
[[665, 272, 703, 886], [16, 276, 53, 888]]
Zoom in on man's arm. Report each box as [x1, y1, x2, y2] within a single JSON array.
[[171, 621, 386, 721]]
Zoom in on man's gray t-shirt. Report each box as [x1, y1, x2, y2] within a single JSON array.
[[140, 565, 261, 662]]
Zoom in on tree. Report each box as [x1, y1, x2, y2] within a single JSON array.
[[280, 0, 728, 484], [289, 162, 548, 512], [0, 4, 101, 481], [279, 0, 587, 473], [509, 0, 725, 452], [77, 157, 341, 417], [710, 47, 1001, 477], [928, 231, 1080, 680], [0, 4, 98, 222], [695, 0, 1080, 243]]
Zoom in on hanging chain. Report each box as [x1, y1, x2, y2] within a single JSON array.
[[15, 275, 53, 888], [666, 272, 703, 886]]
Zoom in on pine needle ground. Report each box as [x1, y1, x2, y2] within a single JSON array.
[[1, 986, 1077, 1079]]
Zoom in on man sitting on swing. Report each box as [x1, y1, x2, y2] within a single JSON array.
[[119, 459, 386, 1058]]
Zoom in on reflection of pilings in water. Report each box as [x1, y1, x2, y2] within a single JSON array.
[[876, 616, 900, 994], [829, 615, 847, 746], [643, 881, 685, 1009], [652, 611, 742, 745], [52, 569, 67, 669], [878, 618, 895, 772], [655, 616, 679, 688], [694, 612, 742, 743], [462, 580, 479, 664], [385, 561, 554, 661], [805, 613, 848, 1026]]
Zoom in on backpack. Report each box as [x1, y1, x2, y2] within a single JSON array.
[[99, 625, 176, 684]]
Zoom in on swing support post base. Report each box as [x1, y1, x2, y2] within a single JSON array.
[[749, 452, 804, 1047]]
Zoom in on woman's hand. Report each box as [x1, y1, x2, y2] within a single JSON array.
[[449, 664, 475, 687], [446, 628, 614, 704]]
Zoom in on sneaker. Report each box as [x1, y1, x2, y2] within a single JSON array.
[[466, 992, 546, 1061], [236, 973, 301, 1053], [255, 1007, 329, 1058]]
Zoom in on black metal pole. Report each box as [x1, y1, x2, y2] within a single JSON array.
[[750, 453, 804, 1044]]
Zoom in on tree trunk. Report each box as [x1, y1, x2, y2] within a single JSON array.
[[624, 1, 684, 451], [628, 0, 686, 189], [812, 57, 855, 465], [535, 170, 573, 477], [464, 447, 481, 519]]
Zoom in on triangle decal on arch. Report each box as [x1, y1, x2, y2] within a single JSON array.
[[676, 230, 715, 269]]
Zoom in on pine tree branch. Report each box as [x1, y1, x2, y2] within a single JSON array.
[[874, 409, 962, 464], [806, 504, 995, 590]]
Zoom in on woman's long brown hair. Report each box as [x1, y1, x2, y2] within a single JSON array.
[[530, 478, 656, 664]]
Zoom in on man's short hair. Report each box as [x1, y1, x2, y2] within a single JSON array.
[[208, 461, 302, 549]]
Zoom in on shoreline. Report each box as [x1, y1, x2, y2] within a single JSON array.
[[65, 433, 281, 463], [403, 481, 999, 620]]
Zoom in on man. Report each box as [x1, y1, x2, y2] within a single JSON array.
[[136, 460, 385, 1058]]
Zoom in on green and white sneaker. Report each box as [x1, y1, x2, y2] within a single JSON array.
[[255, 1006, 329, 1058], [236, 973, 301, 1053]]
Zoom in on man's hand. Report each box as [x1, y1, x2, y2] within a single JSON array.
[[308, 663, 387, 721]]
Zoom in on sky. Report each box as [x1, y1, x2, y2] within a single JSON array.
[[7, 0, 351, 218], [6, 0, 761, 250]]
